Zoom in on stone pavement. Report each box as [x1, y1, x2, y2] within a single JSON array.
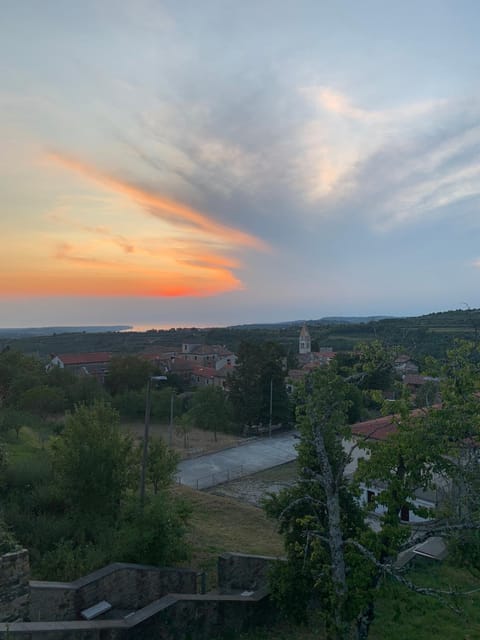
[[176, 432, 298, 489]]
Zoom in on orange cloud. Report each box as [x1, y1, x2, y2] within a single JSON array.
[[46, 152, 267, 250], [1, 152, 266, 299], [2, 260, 242, 298]]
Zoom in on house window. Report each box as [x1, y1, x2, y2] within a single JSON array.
[[400, 505, 410, 522], [367, 490, 375, 504]]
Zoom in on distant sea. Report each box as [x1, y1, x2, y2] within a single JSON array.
[[125, 323, 218, 332]]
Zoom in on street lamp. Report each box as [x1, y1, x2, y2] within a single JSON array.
[[140, 375, 167, 506]]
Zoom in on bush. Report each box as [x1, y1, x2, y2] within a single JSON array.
[[112, 493, 191, 566]]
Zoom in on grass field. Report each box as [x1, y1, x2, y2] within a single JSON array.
[[6, 426, 480, 638], [175, 484, 284, 587], [120, 419, 241, 458], [184, 464, 480, 640]]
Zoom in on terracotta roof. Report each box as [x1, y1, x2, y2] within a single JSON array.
[[351, 406, 440, 442], [351, 415, 399, 441], [191, 365, 218, 378], [55, 352, 111, 365]]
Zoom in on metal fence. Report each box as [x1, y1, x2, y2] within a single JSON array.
[[176, 465, 245, 490]]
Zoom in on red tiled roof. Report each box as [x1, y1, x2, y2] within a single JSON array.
[[351, 415, 399, 441], [351, 406, 440, 442], [56, 352, 111, 365], [191, 365, 218, 378]]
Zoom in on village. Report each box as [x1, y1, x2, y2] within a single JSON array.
[[2, 317, 473, 640]]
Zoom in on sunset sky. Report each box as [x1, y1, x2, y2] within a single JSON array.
[[2, 1, 480, 328]]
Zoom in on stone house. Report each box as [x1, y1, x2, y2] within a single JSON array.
[[47, 352, 111, 383]]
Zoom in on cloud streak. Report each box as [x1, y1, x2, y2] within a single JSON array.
[[47, 152, 267, 250]]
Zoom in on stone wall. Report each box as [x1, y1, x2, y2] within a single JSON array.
[[218, 552, 280, 593], [1, 590, 276, 640], [29, 563, 198, 621], [0, 553, 281, 639], [0, 550, 30, 623]]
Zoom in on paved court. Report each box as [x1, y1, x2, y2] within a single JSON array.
[[176, 432, 298, 489]]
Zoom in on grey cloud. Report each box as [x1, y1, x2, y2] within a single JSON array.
[[316, 100, 480, 231]]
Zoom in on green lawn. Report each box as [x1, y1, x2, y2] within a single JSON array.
[[369, 561, 480, 640], [175, 484, 284, 588]]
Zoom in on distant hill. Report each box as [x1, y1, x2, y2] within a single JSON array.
[[317, 316, 395, 324], [3, 308, 480, 362], [228, 316, 395, 329], [0, 325, 132, 339]]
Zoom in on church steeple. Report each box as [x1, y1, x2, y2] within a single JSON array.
[[299, 323, 311, 354]]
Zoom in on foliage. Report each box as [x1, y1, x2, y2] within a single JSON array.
[[18, 385, 65, 418], [105, 355, 153, 395], [0, 408, 37, 440], [45, 367, 106, 408], [356, 401, 440, 549], [0, 516, 19, 554], [266, 365, 378, 639], [229, 341, 290, 427], [268, 341, 480, 639], [0, 349, 43, 407], [112, 492, 191, 565], [51, 401, 136, 537], [112, 388, 146, 419], [35, 539, 108, 581], [185, 386, 233, 440], [145, 436, 179, 494], [0, 409, 189, 580]]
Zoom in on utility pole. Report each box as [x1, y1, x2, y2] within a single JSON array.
[[140, 375, 167, 507], [168, 391, 175, 447], [269, 378, 273, 437]]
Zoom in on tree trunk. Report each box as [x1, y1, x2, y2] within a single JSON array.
[[314, 426, 348, 639]]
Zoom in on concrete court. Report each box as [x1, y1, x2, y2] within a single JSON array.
[[176, 432, 298, 489]]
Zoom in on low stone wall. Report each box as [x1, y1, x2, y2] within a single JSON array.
[[29, 563, 198, 621], [0, 550, 30, 622], [1, 589, 276, 640], [0, 553, 281, 639], [218, 552, 280, 593]]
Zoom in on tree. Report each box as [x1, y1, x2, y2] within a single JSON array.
[[268, 343, 480, 639], [19, 385, 66, 420], [105, 355, 153, 395], [0, 408, 36, 439], [145, 437, 179, 494], [112, 492, 190, 566], [0, 349, 43, 407], [229, 341, 290, 428], [185, 386, 233, 441], [266, 364, 377, 640], [52, 401, 136, 538]]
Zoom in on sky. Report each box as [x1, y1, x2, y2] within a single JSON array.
[[2, 0, 480, 328]]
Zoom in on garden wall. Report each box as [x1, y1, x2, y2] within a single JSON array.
[[0, 550, 30, 623], [0, 553, 281, 640], [29, 563, 198, 621]]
